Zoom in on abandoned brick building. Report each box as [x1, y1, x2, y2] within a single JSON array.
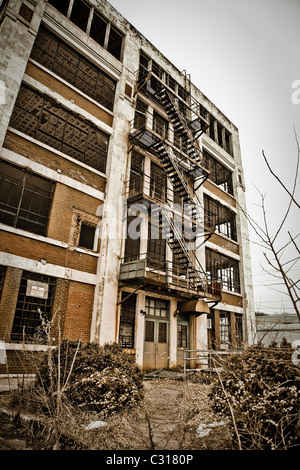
[[0, 0, 256, 383]]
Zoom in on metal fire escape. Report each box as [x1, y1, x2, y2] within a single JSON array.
[[124, 61, 220, 298]]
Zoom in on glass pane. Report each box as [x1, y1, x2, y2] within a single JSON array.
[[158, 322, 167, 343], [145, 321, 154, 342]]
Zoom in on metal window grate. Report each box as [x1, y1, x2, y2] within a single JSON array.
[[11, 271, 56, 343], [31, 27, 116, 111], [9, 84, 109, 174], [119, 293, 136, 348]]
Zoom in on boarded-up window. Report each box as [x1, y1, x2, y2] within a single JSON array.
[[31, 27, 116, 111], [9, 84, 109, 174]]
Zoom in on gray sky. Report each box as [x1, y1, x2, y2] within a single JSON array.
[[108, 0, 300, 315]]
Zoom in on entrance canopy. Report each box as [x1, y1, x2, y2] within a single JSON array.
[[178, 299, 210, 316]]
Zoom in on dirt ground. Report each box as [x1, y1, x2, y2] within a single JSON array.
[[0, 373, 232, 451]]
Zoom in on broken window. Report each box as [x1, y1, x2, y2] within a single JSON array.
[[11, 271, 56, 343], [225, 130, 232, 155], [46, 1, 123, 61], [90, 10, 107, 46], [107, 26, 123, 61], [78, 222, 96, 250], [0, 161, 54, 236], [204, 195, 237, 241], [9, 84, 109, 174], [206, 248, 240, 293], [217, 122, 223, 148], [48, 0, 69, 16], [119, 292, 136, 348], [202, 150, 234, 195], [70, 0, 90, 33], [31, 27, 116, 111]]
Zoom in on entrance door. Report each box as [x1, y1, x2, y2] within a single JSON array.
[[177, 321, 189, 367], [143, 298, 169, 370]]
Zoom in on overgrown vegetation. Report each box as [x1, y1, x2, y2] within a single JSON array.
[[36, 340, 144, 417], [209, 341, 300, 450]]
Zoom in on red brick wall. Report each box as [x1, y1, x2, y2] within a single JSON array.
[[63, 281, 95, 342], [0, 267, 22, 341], [3, 131, 106, 194], [0, 231, 98, 274]]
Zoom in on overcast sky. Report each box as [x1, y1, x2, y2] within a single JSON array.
[[108, 0, 300, 315]]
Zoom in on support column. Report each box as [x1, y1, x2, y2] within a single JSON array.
[[135, 293, 145, 368], [169, 299, 177, 369], [0, 0, 47, 148]]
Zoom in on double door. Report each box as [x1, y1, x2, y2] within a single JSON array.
[[143, 318, 169, 370]]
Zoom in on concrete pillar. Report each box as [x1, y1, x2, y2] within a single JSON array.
[[0, 0, 47, 148], [169, 299, 177, 368], [135, 292, 145, 368]]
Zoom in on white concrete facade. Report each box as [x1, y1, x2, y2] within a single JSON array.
[[0, 0, 256, 372]]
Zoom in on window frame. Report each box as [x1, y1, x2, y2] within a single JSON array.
[[0, 161, 54, 237], [9, 84, 109, 174]]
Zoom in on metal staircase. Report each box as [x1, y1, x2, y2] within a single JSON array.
[[128, 63, 219, 297]]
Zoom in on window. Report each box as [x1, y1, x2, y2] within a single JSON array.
[[70, 0, 90, 32], [78, 222, 96, 250], [147, 219, 166, 271], [119, 293, 136, 348], [177, 324, 188, 348], [48, 0, 69, 15], [220, 311, 231, 349], [217, 122, 223, 148], [207, 312, 216, 350], [31, 28, 116, 111], [128, 150, 144, 197], [19, 3, 34, 22], [0, 161, 54, 236], [235, 313, 244, 348], [90, 11, 107, 46], [145, 298, 169, 318], [202, 149, 234, 195], [11, 271, 56, 343], [204, 195, 237, 241], [124, 215, 140, 262], [48, 0, 123, 61], [150, 162, 167, 203], [134, 99, 147, 130], [107, 26, 123, 61], [9, 84, 109, 174], [153, 111, 168, 139], [206, 248, 240, 293]]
